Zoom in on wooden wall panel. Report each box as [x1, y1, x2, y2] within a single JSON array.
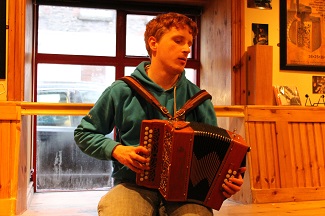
[[0, 103, 21, 215], [0, 120, 20, 215], [200, 0, 231, 106], [247, 122, 279, 190], [314, 123, 325, 186], [245, 106, 325, 204]]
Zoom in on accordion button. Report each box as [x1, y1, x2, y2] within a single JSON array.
[[228, 169, 232, 174], [145, 127, 149, 131], [226, 174, 230, 178], [140, 178, 144, 182], [233, 171, 237, 175], [144, 176, 148, 180]]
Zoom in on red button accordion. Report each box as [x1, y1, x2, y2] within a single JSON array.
[[136, 119, 249, 210]]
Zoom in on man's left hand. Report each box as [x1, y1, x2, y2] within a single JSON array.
[[222, 167, 246, 198]]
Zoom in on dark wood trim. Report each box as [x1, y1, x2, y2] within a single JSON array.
[[35, 0, 203, 16], [231, 0, 246, 105], [0, 0, 6, 79], [8, 0, 24, 100]]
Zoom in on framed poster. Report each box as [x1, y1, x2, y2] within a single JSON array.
[[280, 0, 325, 71], [0, 0, 6, 79]]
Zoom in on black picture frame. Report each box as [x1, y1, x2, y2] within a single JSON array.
[[0, 0, 6, 79], [280, 0, 325, 71]]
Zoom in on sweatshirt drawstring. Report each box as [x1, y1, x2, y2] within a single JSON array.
[[173, 85, 177, 119]]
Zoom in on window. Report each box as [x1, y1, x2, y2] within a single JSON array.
[[38, 7, 116, 56], [34, 1, 201, 191]]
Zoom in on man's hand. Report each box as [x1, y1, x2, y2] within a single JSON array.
[[222, 167, 246, 198], [112, 145, 150, 173]]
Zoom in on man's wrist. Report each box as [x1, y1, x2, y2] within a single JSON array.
[[112, 144, 122, 160]]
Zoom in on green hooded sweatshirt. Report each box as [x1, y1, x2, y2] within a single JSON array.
[[74, 61, 217, 184]]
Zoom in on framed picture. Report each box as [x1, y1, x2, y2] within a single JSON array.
[[280, 0, 325, 71], [312, 76, 325, 94], [273, 85, 302, 106], [252, 23, 268, 45]]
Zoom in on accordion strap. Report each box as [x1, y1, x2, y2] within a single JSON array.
[[119, 76, 212, 120], [175, 90, 212, 119]]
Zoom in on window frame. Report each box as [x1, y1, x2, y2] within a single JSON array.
[[34, 2, 202, 90]]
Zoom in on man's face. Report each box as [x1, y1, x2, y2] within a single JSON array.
[[153, 26, 193, 75]]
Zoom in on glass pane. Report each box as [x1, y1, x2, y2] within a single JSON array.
[[126, 14, 155, 56], [38, 6, 116, 56], [124, 66, 136, 76], [36, 117, 114, 191], [36, 63, 114, 191], [37, 64, 115, 87], [185, 68, 197, 84]]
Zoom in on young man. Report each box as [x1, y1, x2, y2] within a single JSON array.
[[74, 12, 245, 215]]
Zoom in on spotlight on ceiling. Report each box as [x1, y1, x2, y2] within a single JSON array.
[[248, 0, 272, 10]]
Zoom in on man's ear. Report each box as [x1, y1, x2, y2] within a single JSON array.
[[148, 36, 158, 52]]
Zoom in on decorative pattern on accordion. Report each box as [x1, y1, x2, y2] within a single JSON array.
[[159, 129, 172, 195]]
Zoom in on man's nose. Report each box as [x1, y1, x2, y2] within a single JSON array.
[[183, 44, 191, 54]]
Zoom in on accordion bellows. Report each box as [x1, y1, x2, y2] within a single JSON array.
[[136, 119, 250, 210]]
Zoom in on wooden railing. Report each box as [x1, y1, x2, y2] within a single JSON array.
[[20, 102, 246, 117], [20, 102, 94, 115]]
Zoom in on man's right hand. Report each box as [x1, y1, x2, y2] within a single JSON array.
[[112, 145, 150, 173]]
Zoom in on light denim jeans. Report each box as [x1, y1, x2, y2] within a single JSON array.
[[98, 183, 213, 216]]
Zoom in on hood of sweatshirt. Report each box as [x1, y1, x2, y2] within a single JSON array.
[[130, 61, 186, 93], [130, 61, 188, 118]]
